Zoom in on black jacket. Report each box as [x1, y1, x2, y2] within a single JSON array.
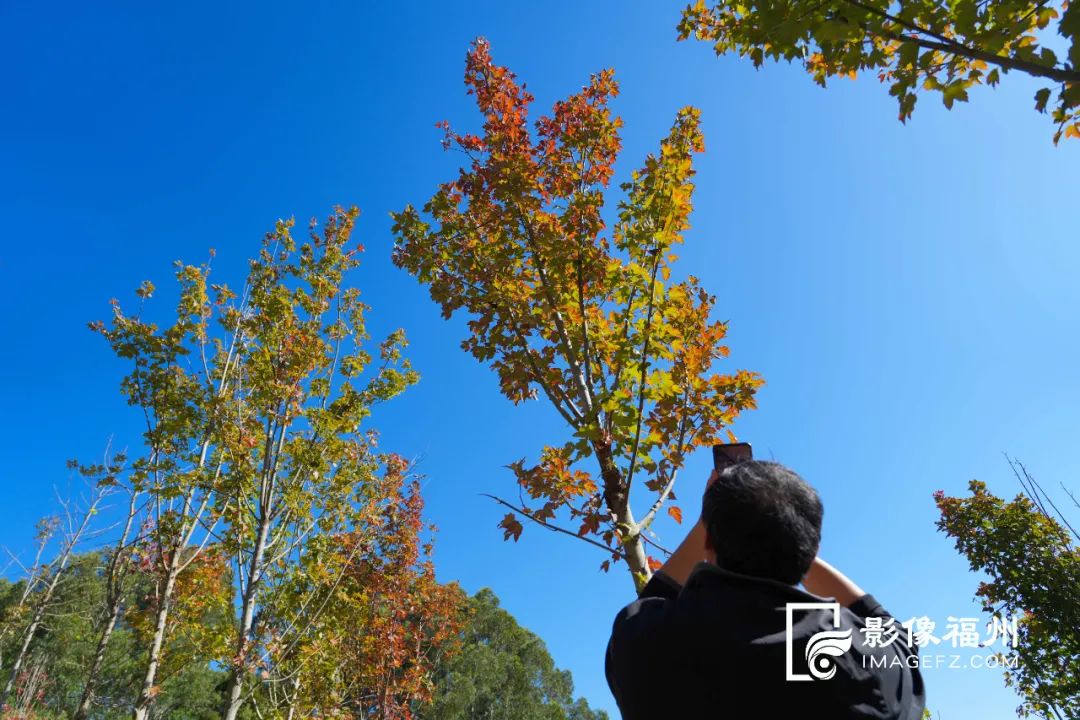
[[605, 563, 926, 719]]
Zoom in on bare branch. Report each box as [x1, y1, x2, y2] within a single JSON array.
[[481, 493, 625, 559], [636, 467, 680, 533]]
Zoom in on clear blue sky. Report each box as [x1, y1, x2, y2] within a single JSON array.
[[2, 1, 1078, 717]]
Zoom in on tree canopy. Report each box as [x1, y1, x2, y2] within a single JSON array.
[[678, 0, 1080, 142], [425, 589, 608, 720], [936, 461, 1080, 717], [393, 38, 761, 589]]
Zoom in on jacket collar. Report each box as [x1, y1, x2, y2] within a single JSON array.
[[682, 561, 825, 604]]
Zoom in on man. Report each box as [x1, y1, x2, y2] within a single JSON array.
[[605, 460, 926, 719]]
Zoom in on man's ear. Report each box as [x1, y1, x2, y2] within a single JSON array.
[[703, 527, 717, 564]]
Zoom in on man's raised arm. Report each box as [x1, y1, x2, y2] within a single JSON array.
[[650, 469, 720, 590], [801, 557, 867, 607]]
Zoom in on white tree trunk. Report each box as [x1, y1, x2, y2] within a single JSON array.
[[132, 557, 180, 720]]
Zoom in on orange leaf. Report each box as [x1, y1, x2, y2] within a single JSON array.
[[498, 513, 523, 542], [667, 505, 683, 524]]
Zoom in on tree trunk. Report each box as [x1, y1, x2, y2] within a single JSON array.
[[76, 495, 137, 720], [73, 584, 124, 720], [132, 558, 180, 720], [1, 593, 49, 705], [284, 677, 300, 720], [594, 440, 650, 590], [222, 510, 272, 720], [0, 530, 54, 670]]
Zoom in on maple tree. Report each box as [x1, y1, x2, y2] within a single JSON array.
[[90, 251, 234, 720], [393, 39, 762, 588], [125, 544, 233, 691], [677, 0, 1080, 142], [200, 209, 419, 720], [935, 459, 1080, 718], [90, 206, 426, 719], [258, 458, 467, 719]]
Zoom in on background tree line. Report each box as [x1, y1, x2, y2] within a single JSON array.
[[0, 207, 605, 719], [0, 547, 605, 720]]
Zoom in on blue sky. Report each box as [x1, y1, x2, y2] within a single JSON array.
[[2, 1, 1078, 717]]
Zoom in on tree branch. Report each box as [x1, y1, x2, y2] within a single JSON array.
[[481, 493, 625, 559], [432, 245, 585, 426], [624, 248, 663, 496], [843, 0, 1080, 84], [515, 209, 595, 414], [636, 468, 680, 533], [640, 534, 674, 556]]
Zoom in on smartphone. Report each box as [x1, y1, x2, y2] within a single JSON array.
[[712, 442, 753, 470]]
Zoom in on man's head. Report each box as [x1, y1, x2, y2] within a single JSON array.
[[701, 460, 822, 584]]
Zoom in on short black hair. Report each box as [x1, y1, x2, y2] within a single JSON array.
[[701, 460, 822, 584]]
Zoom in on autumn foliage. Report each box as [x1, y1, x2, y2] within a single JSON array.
[[678, 0, 1080, 142], [125, 545, 233, 682], [393, 39, 762, 588], [71, 207, 468, 719], [259, 455, 467, 719]]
